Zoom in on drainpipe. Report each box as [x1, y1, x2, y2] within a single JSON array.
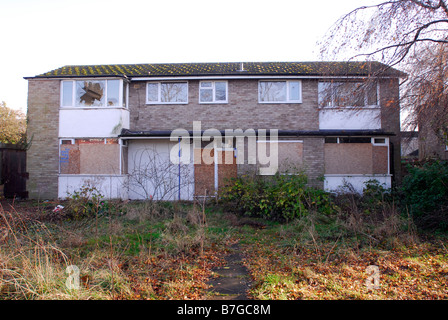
[[178, 137, 181, 201]]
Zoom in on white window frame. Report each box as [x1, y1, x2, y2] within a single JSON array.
[[258, 80, 302, 104], [324, 136, 389, 146], [318, 81, 379, 109], [199, 81, 228, 104], [60, 79, 127, 109], [145, 81, 189, 104], [59, 138, 75, 145]]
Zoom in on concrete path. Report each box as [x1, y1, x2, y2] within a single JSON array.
[[206, 242, 251, 300]]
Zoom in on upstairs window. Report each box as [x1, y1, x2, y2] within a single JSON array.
[[318, 81, 378, 108], [61, 79, 127, 108], [199, 81, 228, 103], [146, 82, 188, 104], [258, 80, 302, 103]]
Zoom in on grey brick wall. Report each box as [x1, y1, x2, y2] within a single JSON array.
[[379, 78, 402, 184], [25, 76, 400, 199], [26, 79, 60, 199], [129, 79, 319, 131], [302, 137, 325, 188]]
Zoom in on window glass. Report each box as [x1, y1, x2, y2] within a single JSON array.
[[289, 81, 300, 101], [259, 81, 286, 102], [107, 80, 120, 106], [160, 82, 187, 103], [76, 80, 105, 106], [215, 82, 227, 101], [62, 81, 73, 106], [200, 88, 213, 102], [201, 82, 213, 88], [199, 81, 227, 103], [367, 83, 378, 105], [147, 83, 159, 102], [318, 82, 332, 107], [318, 81, 378, 107], [339, 137, 371, 143], [122, 82, 127, 108]]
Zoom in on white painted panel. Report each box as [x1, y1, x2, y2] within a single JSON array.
[[319, 108, 381, 130], [59, 108, 130, 138], [324, 175, 391, 194], [127, 140, 194, 201], [58, 175, 128, 199]]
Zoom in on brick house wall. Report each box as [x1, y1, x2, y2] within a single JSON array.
[[379, 78, 402, 183], [129, 79, 319, 131], [26, 79, 60, 199], [25, 63, 403, 199]]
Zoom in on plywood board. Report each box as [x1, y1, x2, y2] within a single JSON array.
[[194, 148, 215, 196], [257, 141, 303, 174], [217, 150, 237, 189], [325, 143, 373, 174], [60, 144, 80, 174], [372, 146, 388, 174], [79, 144, 120, 174]]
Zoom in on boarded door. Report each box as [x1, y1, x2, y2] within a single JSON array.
[[194, 148, 237, 197]]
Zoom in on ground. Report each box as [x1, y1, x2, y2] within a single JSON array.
[[0, 198, 447, 300]]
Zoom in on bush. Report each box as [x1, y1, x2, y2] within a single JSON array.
[[65, 185, 107, 219], [401, 160, 448, 231], [401, 160, 448, 216], [219, 173, 336, 221]]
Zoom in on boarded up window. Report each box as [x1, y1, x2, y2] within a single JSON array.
[[59, 139, 121, 174], [324, 139, 388, 175], [257, 141, 304, 175], [325, 143, 373, 174]]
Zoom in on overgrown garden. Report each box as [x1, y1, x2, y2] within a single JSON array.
[[0, 159, 447, 299]]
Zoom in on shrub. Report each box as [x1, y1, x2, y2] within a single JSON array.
[[219, 173, 336, 221], [65, 184, 106, 219], [400, 160, 448, 232], [401, 160, 448, 217]]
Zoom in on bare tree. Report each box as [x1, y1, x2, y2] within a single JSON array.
[[321, 1, 448, 155], [321, 0, 448, 68]]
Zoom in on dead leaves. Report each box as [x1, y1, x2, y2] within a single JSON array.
[[240, 231, 448, 300]]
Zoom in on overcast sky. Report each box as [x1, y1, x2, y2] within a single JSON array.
[[0, 0, 371, 113]]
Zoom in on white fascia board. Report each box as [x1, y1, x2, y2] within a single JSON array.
[[131, 75, 397, 81]]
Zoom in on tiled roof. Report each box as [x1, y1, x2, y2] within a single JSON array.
[[30, 61, 405, 78]]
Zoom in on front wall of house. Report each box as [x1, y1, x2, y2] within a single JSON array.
[[128, 79, 319, 131], [26, 79, 60, 199], [26, 75, 401, 199]]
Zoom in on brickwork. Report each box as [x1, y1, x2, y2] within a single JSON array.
[[25, 74, 401, 199], [26, 79, 60, 199], [302, 137, 325, 188], [379, 78, 402, 184], [129, 79, 319, 131]]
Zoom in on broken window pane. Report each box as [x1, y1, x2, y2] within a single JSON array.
[[76, 80, 105, 107]]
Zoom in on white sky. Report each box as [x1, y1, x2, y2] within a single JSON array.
[[0, 0, 371, 113]]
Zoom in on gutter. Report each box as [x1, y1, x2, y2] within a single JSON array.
[[119, 129, 395, 138]]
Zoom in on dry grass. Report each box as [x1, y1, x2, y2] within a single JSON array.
[[1, 195, 447, 300]]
